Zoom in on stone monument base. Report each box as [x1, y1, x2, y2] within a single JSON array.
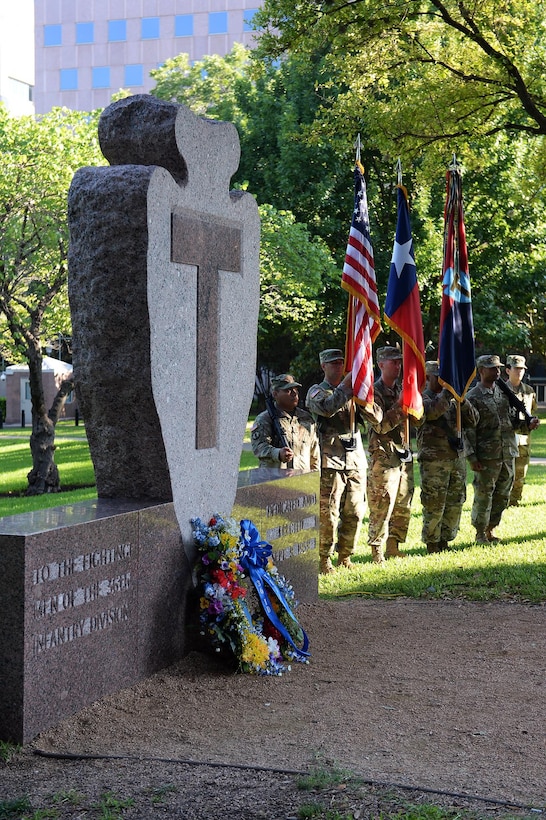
[[0, 469, 319, 744]]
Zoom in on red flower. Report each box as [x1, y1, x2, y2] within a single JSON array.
[[211, 569, 229, 588], [263, 621, 283, 643]]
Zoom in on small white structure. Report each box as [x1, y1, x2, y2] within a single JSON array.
[[3, 356, 76, 425]]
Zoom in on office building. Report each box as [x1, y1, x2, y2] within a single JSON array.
[[34, 0, 263, 114]]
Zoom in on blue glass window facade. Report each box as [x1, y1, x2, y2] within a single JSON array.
[[209, 12, 228, 34], [44, 24, 62, 46], [60, 68, 78, 90], [76, 22, 94, 43], [175, 14, 193, 36], [108, 19, 127, 41], [142, 17, 160, 39], [243, 9, 258, 31], [125, 64, 144, 86], [92, 67, 110, 88]]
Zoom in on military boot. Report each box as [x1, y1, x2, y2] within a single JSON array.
[[385, 536, 406, 559], [475, 531, 489, 545], [486, 528, 500, 544], [320, 556, 335, 575], [337, 554, 354, 569], [371, 545, 385, 565], [426, 542, 441, 554]]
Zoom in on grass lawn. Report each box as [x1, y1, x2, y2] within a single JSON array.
[[1, 412, 544, 603], [0, 420, 259, 517]]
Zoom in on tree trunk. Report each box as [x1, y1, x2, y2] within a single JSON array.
[[26, 374, 75, 496]]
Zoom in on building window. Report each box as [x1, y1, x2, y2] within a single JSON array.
[[175, 14, 193, 37], [209, 12, 227, 34], [24, 381, 31, 401], [125, 64, 143, 86], [108, 19, 126, 42], [243, 9, 259, 31], [142, 17, 160, 39], [44, 24, 62, 46], [60, 68, 78, 91], [92, 67, 110, 88], [76, 22, 94, 43]]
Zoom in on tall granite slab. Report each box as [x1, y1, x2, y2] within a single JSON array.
[[68, 95, 260, 552], [0, 499, 190, 744]]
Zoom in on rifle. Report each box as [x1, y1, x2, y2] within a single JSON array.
[[255, 372, 289, 451], [495, 378, 536, 426]]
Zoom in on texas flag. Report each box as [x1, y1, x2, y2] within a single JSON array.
[[384, 185, 426, 419]]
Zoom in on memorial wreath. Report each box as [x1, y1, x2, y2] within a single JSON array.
[[192, 515, 310, 676]]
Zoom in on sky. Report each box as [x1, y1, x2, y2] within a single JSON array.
[[0, 0, 35, 84]]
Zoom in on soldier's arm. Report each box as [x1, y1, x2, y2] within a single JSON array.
[[423, 389, 450, 421], [461, 397, 479, 428], [251, 415, 281, 463], [368, 396, 406, 434], [310, 425, 321, 471], [463, 399, 481, 470], [306, 377, 352, 418]]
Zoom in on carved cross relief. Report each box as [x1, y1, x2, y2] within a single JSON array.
[[171, 213, 241, 450]]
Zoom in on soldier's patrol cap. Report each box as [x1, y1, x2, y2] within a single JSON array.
[[476, 354, 504, 368], [506, 354, 527, 369], [425, 360, 440, 376], [271, 373, 302, 391], [319, 348, 344, 364], [376, 346, 402, 363]]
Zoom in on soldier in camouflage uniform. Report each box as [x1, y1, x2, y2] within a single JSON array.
[[367, 346, 423, 564], [464, 354, 539, 544], [251, 374, 320, 472], [306, 349, 382, 574], [504, 355, 539, 506], [417, 361, 479, 553]]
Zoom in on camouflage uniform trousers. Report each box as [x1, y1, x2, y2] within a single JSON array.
[[419, 458, 466, 545], [367, 458, 414, 547], [510, 444, 531, 504], [471, 457, 515, 533], [319, 468, 366, 560]]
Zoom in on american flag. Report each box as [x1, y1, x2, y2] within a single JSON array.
[[384, 184, 425, 419], [341, 162, 381, 408], [438, 162, 476, 401]]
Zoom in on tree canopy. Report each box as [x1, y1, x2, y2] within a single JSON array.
[[254, 0, 546, 169], [151, 42, 546, 369]]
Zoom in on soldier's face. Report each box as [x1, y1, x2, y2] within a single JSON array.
[[274, 387, 299, 411], [380, 358, 402, 383], [480, 365, 500, 386], [322, 359, 345, 386], [507, 366, 525, 386]]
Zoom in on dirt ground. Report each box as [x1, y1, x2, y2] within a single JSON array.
[[1, 599, 545, 819]]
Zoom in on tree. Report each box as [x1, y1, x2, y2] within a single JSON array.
[[257, 203, 341, 373], [254, 0, 546, 165], [151, 43, 546, 368], [0, 105, 104, 493]]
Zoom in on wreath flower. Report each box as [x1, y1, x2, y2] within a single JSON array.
[[192, 514, 310, 676]]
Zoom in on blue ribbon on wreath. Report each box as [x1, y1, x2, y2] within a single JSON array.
[[239, 519, 310, 659]]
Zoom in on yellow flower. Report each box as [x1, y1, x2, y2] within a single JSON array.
[[199, 596, 209, 610], [241, 632, 270, 668]]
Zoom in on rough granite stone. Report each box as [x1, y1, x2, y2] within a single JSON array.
[[68, 95, 260, 556]]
